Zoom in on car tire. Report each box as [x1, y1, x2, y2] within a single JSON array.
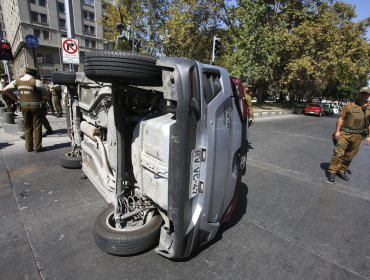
[[51, 72, 77, 86], [59, 149, 82, 169], [93, 204, 162, 256], [84, 50, 162, 86]]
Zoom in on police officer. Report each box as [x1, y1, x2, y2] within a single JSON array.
[[242, 82, 255, 126], [3, 66, 45, 152], [49, 82, 63, 117], [41, 77, 55, 115], [327, 87, 370, 183]]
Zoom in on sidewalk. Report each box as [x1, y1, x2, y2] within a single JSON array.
[[253, 103, 294, 118], [0, 110, 67, 137]]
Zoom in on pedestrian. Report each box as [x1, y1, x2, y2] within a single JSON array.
[[0, 73, 17, 114], [242, 82, 255, 126], [327, 87, 370, 183], [2, 66, 45, 152], [41, 77, 55, 115], [49, 82, 63, 117]]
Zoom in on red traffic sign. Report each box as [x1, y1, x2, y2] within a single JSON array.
[[62, 38, 80, 64], [63, 39, 78, 54]]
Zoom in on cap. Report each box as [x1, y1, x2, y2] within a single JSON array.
[[0, 73, 8, 78], [359, 87, 370, 94]]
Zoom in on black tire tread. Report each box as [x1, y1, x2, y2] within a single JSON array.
[[51, 72, 77, 85], [84, 50, 162, 86], [93, 204, 162, 256], [59, 150, 82, 169]]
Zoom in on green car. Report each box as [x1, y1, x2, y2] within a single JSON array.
[[322, 104, 334, 115]]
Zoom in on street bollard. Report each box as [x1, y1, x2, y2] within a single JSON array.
[[0, 107, 6, 117], [17, 117, 24, 132], [3, 112, 15, 124]]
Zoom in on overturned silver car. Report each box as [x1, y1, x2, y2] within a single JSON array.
[[53, 51, 248, 259]]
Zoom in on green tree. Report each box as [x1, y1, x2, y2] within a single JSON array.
[[281, 1, 370, 101]]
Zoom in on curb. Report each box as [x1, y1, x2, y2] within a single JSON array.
[[254, 110, 293, 118]]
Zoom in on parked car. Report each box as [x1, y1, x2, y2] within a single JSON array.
[[52, 51, 248, 259], [331, 104, 340, 115], [304, 103, 325, 117], [322, 104, 334, 115]]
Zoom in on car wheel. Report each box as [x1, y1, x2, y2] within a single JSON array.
[[93, 204, 163, 256], [51, 72, 77, 85], [59, 149, 82, 169], [84, 50, 162, 86]]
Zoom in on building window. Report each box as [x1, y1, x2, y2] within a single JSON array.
[[58, 2, 65, 13], [40, 13, 47, 24], [83, 10, 95, 21], [85, 39, 96, 48], [83, 0, 94, 6], [84, 25, 95, 35], [29, 0, 36, 4], [0, 31, 6, 39], [0, 22, 4, 29], [39, 0, 46, 7], [33, 28, 41, 38], [31, 11, 38, 21], [43, 30, 49, 40], [59, 18, 66, 29], [45, 54, 53, 64]]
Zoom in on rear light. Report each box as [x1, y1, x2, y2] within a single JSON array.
[[230, 77, 248, 123]]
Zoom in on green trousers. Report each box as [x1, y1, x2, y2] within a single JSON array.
[[21, 106, 43, 152], [328, 132, 362, 174], [52, 94, 62, 114]]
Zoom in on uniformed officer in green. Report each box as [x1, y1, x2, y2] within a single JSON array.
[[327, 87, 370, 183], [3, 66, 45, 152], [242, 82, 255, 125]]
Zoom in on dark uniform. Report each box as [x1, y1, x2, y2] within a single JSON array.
[[3, 67, 45, 152], [327, 88, 370, 182], [16, 78, 44, 152], [50, 84, 63, 117]]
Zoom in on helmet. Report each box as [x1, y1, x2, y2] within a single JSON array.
[[359, 87, 370, 94]]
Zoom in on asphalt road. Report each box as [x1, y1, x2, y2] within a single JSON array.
[[0, 114, 369, 280]]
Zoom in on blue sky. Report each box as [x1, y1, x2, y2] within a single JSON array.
[[341, 0, 370, 38], [341, 0, 370, 21]]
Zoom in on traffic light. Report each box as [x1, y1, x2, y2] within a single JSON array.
[[213, 36, 221, 58], [0, 42, 14, 61]]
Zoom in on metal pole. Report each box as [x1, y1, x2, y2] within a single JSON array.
[[131, 0, 135, 52], [2, 60, 10, 81], [65, 0, 75, 72], [58, 30, 63, 70]]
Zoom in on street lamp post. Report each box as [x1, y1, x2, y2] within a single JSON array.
[[37, 56, 43, 77]]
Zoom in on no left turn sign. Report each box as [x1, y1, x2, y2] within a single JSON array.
[[62, 38, 80, 64]]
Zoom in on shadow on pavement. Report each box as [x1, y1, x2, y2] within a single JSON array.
[[175, 182, 249, 262], [52, 128, 68, 135], [0, 142, 14, 150], [44, 142, 71, 151], [320, 162, 352, 177]]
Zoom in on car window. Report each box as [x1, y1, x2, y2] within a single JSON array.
[[202, 72, 222, 104]]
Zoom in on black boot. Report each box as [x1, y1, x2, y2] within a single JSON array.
[[327, 173, 335, 183], [337, 171, 349, 181]]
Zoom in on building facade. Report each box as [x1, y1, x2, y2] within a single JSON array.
[[1, 0, 112, 78]]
